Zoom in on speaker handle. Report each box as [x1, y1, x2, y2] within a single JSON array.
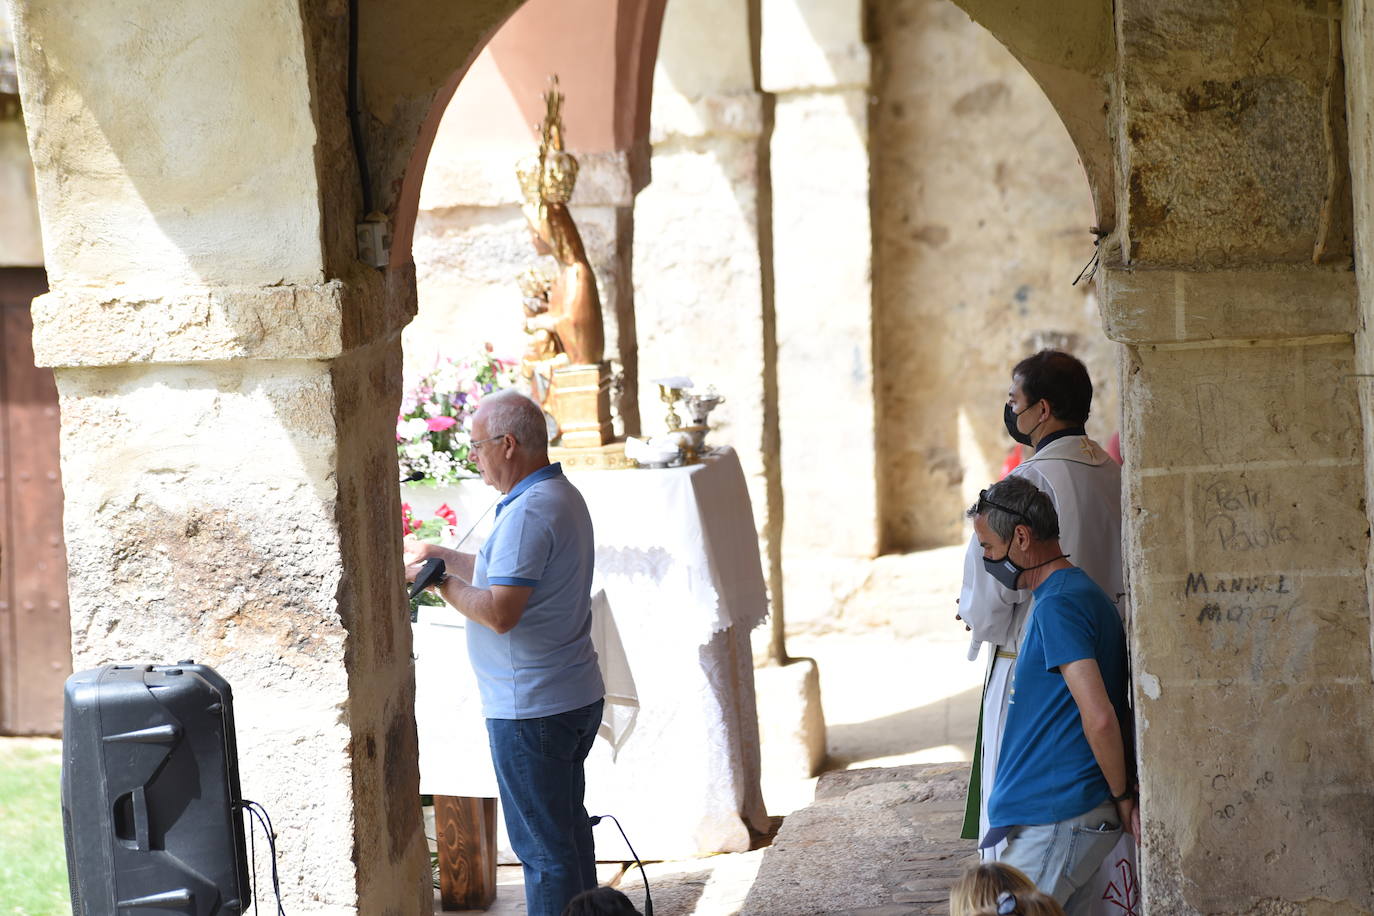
[[131, 786, 149, 851], [113, 787, 151, 852]]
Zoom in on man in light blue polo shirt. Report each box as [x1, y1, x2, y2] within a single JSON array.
[[405, 389, 604, 916]]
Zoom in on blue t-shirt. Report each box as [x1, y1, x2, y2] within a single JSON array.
[[988, 566, 1129, 828], [469, 463, 604, 719]]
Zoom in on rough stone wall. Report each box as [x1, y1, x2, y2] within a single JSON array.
[[1103, 1, 1374, 912], [871, 0, 1121, 552], [7, 1, 433, 911]]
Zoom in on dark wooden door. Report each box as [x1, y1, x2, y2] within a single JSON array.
[[0, 267, 70, 735]]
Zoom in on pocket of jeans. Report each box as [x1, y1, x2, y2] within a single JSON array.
[[1064, 821, 1122, 888], [537, 716, 583, 761]]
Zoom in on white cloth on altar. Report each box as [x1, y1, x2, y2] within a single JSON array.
[[413, 588, 638, 798], [589, 589, 639, 754], [409, 447, 769, 859]]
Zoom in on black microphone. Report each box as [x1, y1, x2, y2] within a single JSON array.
[[407, 557, 446, 600], [400, 471, 425, 483]]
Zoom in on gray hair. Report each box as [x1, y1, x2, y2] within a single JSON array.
[[966, 475, 1060, 542], [478, 389, 548, 452]]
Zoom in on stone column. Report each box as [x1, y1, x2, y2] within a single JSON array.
[[1103, 2, 1374, 911], [633, 0, 779, 646], [761, 0, 877, 626], [7, 1, 427, 912]]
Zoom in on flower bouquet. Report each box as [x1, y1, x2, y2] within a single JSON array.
[[397, 345, 520, 484]]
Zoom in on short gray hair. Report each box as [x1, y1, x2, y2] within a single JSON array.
[[966, 475, 1060, 541], [479, 389, 548, 452]]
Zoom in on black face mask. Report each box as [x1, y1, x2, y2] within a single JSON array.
[[982, 544, 1068, 592], [983, 549, 1026, 591], [1003, 401, 1043, 447]]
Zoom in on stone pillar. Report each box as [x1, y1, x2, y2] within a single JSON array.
[[7, 1, 427, 912], [1103, 2, 1374, 911], [632, 0, 783, 652], [761, 0, 877, 626]]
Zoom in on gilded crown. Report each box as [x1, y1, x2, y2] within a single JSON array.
[[516, 76, 579, 208]]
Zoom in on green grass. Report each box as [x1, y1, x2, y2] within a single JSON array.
[[0, 739, 69, 916]]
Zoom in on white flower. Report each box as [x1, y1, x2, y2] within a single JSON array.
[[404, 440, 434, 459]]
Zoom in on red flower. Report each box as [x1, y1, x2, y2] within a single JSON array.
[[401, 502, 421, 535], [426, 416, 458, 432], [435, 503, 458, 526]]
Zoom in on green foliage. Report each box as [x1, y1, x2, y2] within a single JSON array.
[[0, 740, 69, 916]]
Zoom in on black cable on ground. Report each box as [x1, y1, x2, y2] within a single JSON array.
[[590, 814, 652, 916]]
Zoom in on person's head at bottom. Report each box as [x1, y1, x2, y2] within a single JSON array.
[[951, 863, 1065, 916], [561, 886, 642, 916], [977, 890, 1066, 916]]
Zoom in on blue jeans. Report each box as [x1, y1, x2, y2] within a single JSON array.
[[487, 699, 604, 916], [999, 799, 1123, 916]]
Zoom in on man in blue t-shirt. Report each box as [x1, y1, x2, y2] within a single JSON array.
[[966, 475, 1136, 914], [406, 390, 604, 916]]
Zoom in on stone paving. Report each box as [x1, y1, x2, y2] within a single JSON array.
[[432, 555, 985, 916], [736, 763, 975, 916], [451, 763, 976, 916]]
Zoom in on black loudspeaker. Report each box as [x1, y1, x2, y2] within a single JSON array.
[[62, 662, 251, 916]]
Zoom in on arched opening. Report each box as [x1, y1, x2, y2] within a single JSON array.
[[382, 0, 1128, 908]]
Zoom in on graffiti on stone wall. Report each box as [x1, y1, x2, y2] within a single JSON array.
[[1200, 477, 1299, 553], [1204, 769, 1275, 826], [1183, 571, 1296, 626]]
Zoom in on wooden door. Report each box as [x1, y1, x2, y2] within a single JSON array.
[[0, 267, 70, 735]]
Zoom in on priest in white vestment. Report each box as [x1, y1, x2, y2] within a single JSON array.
[[956, 351, 1135, 910]]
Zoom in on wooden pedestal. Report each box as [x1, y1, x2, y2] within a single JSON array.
[[435, 795, 498, 911], [550, 363, 613, 448]]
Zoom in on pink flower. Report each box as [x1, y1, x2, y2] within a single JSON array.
[[435, 503, 458, 526], [426, 416, 458, 432]]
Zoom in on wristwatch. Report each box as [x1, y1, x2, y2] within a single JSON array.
[[1110, 787, 1136, 803]]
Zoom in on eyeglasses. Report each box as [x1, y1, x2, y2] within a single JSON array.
[[996, 891, 1019, 916], [470, 434, 507, 454]]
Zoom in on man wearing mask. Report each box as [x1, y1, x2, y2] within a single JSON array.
[[967, 476, 1136, 914], [956, 350, 1126, 870]]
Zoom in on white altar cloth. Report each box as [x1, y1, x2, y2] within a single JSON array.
[[409, 447, 770, 859]]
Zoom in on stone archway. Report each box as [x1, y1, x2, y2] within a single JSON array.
[[8, 0, 1374, 911]]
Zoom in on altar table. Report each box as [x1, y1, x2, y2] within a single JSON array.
[[409, 447, 770, 860]]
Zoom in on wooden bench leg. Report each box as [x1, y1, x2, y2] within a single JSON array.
[[435, 795, 498, 911]]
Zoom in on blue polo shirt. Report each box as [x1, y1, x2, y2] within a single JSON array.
[[469, 463, 604, 719], [988, 566, 1129, 828]]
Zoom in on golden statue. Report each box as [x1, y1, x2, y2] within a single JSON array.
[[515, 77, 613, 448]]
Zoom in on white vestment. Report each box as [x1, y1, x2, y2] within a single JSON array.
[[959, 434, 1136, 909]]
